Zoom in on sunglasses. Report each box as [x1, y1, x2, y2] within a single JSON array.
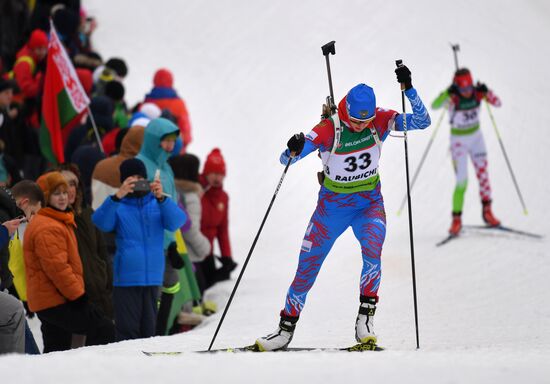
[[458, 85, 473, 93], [349, 115, 375, 126]]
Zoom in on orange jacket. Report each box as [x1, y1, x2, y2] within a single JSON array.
[[23, 207, 84, 312]]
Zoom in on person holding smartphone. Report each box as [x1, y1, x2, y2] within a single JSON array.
[[92, 158, 187, 341]]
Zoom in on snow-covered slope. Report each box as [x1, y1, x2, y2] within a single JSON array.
[[4, 1, 550, 383]]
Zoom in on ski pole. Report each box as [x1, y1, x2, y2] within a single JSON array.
[[451, 43, 460, 70], [397, 109, 446, 216], [321, 41, 336, 113], [207, 155, 295, 351], [395, 59, 420, 350], [485, 101, 528, 215]]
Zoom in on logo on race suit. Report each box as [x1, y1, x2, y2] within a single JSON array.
[[343, 134, 372, 147], [217, 202, 225, 212], [335, 167, 378, 181], [301, 239, 312, 253], [306, 131, 318, 141]]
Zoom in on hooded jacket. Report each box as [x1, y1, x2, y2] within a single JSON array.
[[136, 118, 179, 199], [92, 193, 187, 287], [136, 118, 179, 248], [91, 125, 145, 210]]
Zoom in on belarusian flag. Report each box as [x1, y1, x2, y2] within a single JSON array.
[[40, 22, 90, 164]]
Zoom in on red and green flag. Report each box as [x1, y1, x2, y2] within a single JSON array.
[[40, 22, 90, 164]]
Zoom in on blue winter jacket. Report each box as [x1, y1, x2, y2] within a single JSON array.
[[92, 193, 187, 287]]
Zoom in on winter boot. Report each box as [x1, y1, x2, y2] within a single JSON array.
[[482, 199, 501, 227], [255, 312, 299, 351], [218, 256, 238, 273], [449, 212, 462, 236], [355, 296, 377, 344]]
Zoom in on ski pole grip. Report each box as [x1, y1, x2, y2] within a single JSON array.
[[395, 59, 405, 91], [322, 41, 336, 56]]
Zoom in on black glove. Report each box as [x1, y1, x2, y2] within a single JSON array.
[[287, 133, 305, 156], [395, 65, 412, 90], [447, 84, 458, 96], [475, 82, 488, 94], [167, 242, 184, 269], [68, 293, 88, 310]]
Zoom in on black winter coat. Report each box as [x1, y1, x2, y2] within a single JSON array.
[[74, 205, 113, 319]]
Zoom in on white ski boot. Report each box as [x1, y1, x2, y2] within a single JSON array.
[[355, 296, 377, 344], [255, 312, 299, 351]]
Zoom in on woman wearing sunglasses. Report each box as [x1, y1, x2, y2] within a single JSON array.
[[432, 68, 502, 236], [256, 65, 431, 351]]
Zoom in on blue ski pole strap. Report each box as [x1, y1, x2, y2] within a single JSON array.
[[279, 140, 316, 166]]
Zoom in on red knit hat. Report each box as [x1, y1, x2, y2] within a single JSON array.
[[203, 148, 226, 176], [153, 68, 173, 88], [28, 29, 49, 49]]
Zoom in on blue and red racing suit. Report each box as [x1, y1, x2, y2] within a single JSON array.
[[280, 87, 430, 317]]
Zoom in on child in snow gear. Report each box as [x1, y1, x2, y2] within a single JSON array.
[[92, 158, 187, 341], [256, 66, 431, 351], [432, 68, 502, 236], [199, 148, 237, 287]]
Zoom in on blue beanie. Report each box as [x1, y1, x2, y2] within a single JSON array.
[[346, 84, 376, 120]]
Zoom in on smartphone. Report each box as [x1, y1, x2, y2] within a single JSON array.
[[133, 179, 150, 192], [15, 215, 27, 223]]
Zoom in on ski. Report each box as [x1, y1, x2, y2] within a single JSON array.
[[436, 224, 543, 247], [201, 342, 384, 353], [436, 234, 459, 247], [142, 351, 182, 356], [462, 224, 543, 239], [142, 341, 384, 356]]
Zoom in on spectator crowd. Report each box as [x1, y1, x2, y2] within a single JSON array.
[[0, 0, 237, 354]]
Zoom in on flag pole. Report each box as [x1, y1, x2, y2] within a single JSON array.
[[86, 107, 105, 153]]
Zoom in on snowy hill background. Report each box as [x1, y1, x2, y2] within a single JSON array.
[[3, 0, 550, 383]]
